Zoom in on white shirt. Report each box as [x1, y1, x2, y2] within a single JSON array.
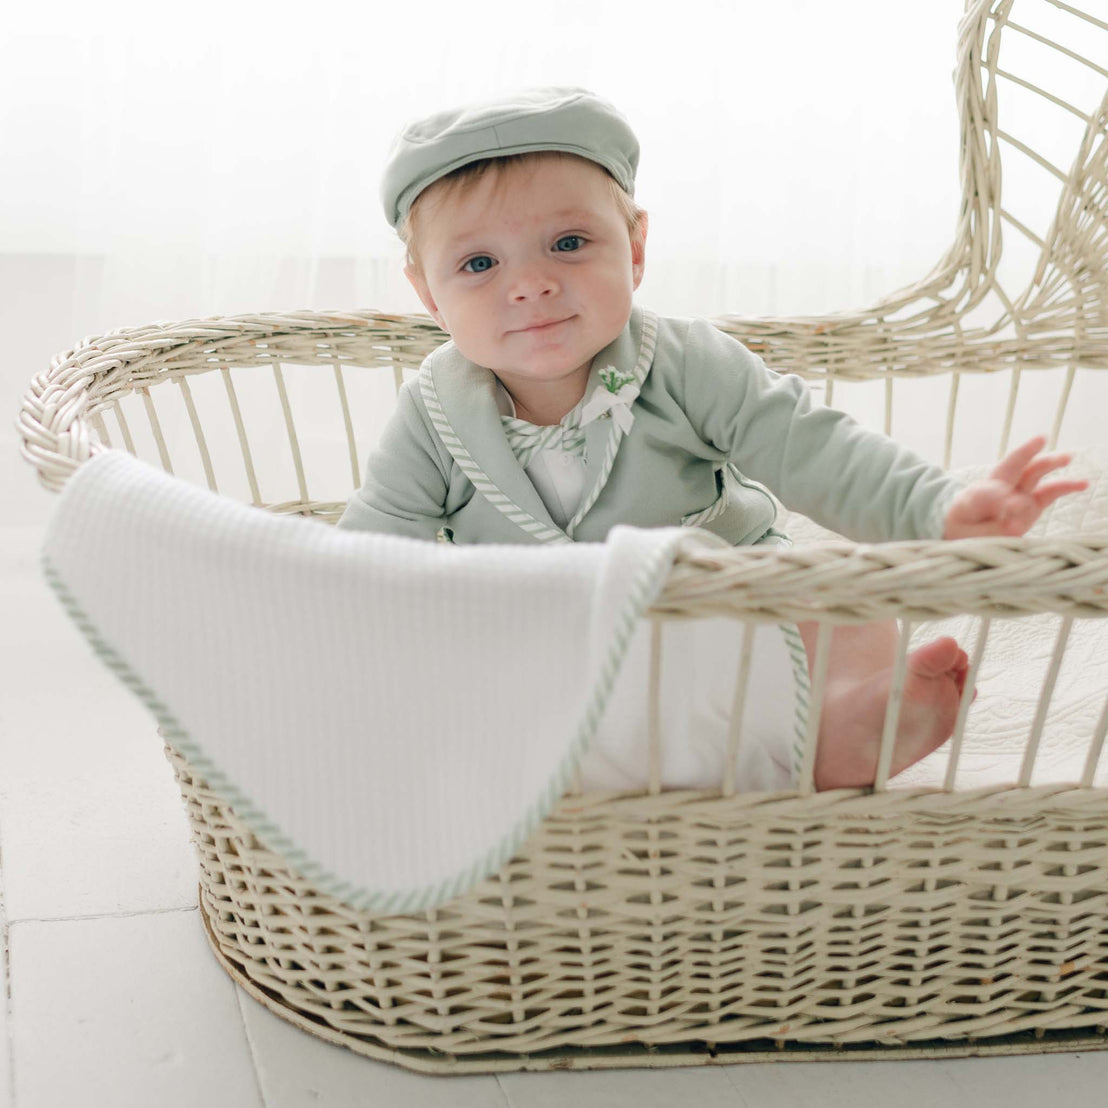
[[494, 381, 587, 530]]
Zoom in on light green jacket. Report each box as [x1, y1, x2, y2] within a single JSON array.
[[336, 303, 962, 546]]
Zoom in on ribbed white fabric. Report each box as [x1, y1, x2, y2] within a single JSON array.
[[38, 448, 799, 912]]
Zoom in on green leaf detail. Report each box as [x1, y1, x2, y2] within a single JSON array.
[[599, 365, 635, 394]]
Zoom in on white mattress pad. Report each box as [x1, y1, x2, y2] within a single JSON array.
[[783, 445, 1108, 789]]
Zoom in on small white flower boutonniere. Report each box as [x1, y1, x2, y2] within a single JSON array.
[[582, 364, 640, 434]]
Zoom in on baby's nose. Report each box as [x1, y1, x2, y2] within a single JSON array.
[[509, 261, 560, 299]]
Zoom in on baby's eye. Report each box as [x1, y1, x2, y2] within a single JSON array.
[[461, 255, 495, 274], [555, 235, 585, 252]]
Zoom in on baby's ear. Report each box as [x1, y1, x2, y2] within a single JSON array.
[[631, 212, 648, 288]]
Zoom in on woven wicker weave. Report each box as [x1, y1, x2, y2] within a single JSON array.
[[16, 0, 1108, 1074]]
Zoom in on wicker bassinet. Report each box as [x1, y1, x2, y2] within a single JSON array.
[[17, 0, 1108, 1075]]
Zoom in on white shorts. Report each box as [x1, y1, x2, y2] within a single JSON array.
[[577, 614, 807, 793]]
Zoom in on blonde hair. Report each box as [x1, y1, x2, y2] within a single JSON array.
[[398, 151, 646, 279]]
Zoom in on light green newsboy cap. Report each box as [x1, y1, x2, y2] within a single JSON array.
[[380, 86, 640, 230]]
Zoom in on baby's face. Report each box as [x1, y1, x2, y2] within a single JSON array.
[[405, 157, 646, 401]]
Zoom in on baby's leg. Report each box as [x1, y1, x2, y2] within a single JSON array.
[[796, 620, 970, 789]]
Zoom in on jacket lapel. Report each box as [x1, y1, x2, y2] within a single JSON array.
[[567, 303, 655, 536], [425, 343, 568, 543]]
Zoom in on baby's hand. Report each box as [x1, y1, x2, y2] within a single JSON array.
[[943, 435, 1089, 540]]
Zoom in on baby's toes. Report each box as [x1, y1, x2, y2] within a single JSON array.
[[909, 637, 962, 678], [952, 652, 970, 695]]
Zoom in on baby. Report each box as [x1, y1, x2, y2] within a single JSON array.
[[338, 86, 1087, 790]]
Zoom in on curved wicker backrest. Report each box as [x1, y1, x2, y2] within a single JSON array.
[[720, 0, 1108, 458]]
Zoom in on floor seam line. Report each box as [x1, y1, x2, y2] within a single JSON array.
[[7, 904, 199, 927]]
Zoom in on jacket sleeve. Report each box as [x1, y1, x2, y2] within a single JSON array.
[[677, 317, 963, 542], [335, 379, 452, 541]]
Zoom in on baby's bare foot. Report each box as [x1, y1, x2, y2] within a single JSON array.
[[813, 637, 970, 790]]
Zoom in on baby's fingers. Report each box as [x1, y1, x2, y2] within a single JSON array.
[[1017, 452, 1077, 492], [991, 435, 1047, 486], [1032, 478, 1089, 508]]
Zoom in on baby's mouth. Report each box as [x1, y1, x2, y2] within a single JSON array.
[[516, 316, 573, 333]]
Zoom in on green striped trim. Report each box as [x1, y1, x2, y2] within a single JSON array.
[[500, 416, 586, 468], [566, 309, 659, 539], [419, 370, 570, 544], [41, 531, 686, 915], [756, 529, 810, 785], [747, 528, 809, 785], [682, 485, 730, 529], [779, 620, 811, 784]]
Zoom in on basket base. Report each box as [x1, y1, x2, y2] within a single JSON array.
[[196, 889, 1108, 1076]]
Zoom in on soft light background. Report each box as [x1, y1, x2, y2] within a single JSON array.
[[5, 0, 1105, 525]]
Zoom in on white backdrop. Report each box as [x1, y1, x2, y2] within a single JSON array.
[[4, 0, 1106, 525], [2, 0, 970, 322]]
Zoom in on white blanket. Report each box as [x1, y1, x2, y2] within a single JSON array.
[[41, 448, 800, 913]]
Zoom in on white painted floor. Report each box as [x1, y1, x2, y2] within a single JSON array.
[[5, 512, 1108, 1106]]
